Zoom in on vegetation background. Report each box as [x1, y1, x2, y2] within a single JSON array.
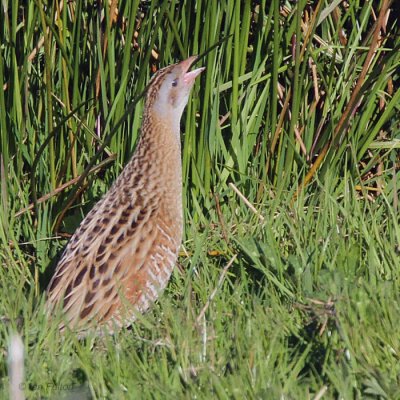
[[1, 0, 399, 398]]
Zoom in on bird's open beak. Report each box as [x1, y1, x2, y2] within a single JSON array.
[[180, 56, 205, 86]]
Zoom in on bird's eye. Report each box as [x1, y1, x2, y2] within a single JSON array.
[[171, 78, 178, 87]]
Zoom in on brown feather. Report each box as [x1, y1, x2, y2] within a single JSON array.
[[46, 57, 203, 336]]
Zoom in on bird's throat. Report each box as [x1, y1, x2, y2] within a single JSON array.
[[140, 111, 182, 154], [130, 111, 183, 191]]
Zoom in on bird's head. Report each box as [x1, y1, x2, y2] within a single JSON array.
[[145, 56, 205, 123]]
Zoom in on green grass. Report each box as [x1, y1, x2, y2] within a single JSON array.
[[1, 0, 400, 398]]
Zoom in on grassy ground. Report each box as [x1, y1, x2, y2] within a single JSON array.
[[1, 1, 400, 398]]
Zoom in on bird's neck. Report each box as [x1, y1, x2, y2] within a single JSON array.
[[140, 109, 181, 151], [124, 109, 182, 189], [134, 109, 182, 212], [119, 107, 183, 226]]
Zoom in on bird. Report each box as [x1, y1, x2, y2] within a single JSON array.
[[46, 56, 205, 336]]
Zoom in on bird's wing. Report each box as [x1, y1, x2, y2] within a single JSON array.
[[46, 188, 159, 332]]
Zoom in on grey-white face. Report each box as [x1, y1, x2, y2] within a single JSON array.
[[151, 57, 205, 124]]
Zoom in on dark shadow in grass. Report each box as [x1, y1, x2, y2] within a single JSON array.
[[288, 302, 340, 388], [39, 247, 64, 293], [232, 237, 295, 300], [288, 319, 328, 374]]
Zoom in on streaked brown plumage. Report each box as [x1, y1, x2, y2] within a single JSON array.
[[46, 56, 204, 336]]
